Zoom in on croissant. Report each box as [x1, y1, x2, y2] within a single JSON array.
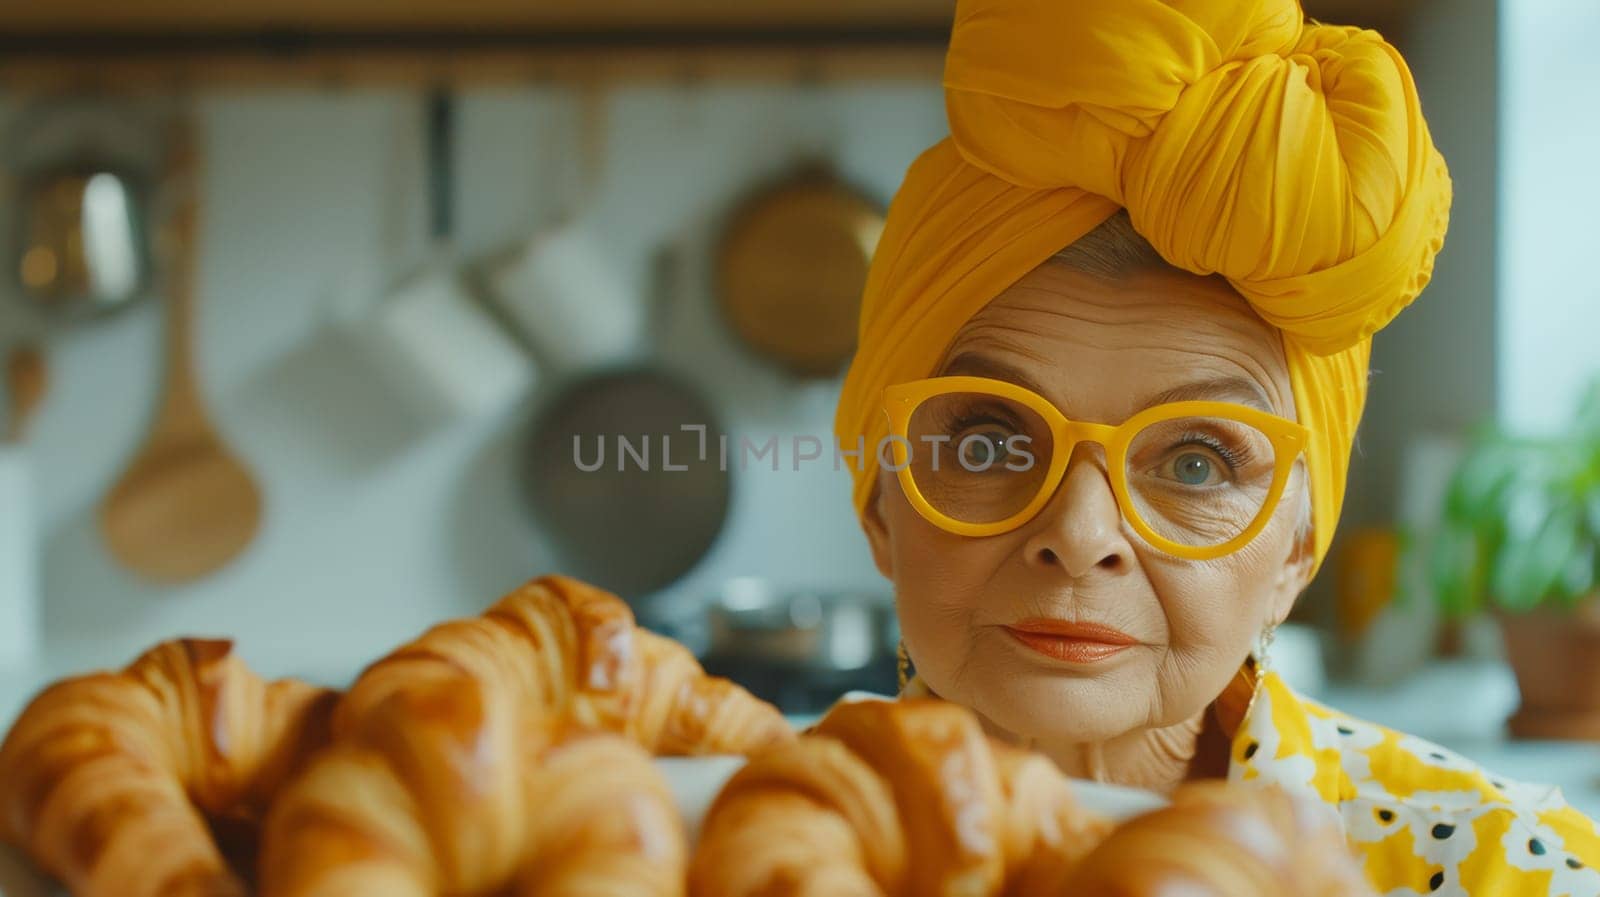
[[690, 697, 1111, 897], [263, 726, 686, 897], [691, 698, 1376, 897], [0, 639, 337, 897], [1062, 781, 1378, 897], [260, 574, 793, 896]]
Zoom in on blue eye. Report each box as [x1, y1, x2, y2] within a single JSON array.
[[1173, 452, 1215, 485]]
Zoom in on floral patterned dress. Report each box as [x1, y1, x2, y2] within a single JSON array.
[[901, 660, 1600, 896]]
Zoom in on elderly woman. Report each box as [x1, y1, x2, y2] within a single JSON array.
[[832, 1, 1599, 894]]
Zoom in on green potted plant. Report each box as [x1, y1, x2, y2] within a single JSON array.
[[1422, 378, 1600, 739]]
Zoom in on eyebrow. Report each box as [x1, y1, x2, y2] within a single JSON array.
[[939, 352, 1276, 414], [940, 352, 1052, 397], [1141, 376, 1275, 413]]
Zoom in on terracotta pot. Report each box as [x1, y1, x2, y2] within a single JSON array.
[[1498, 595, 1600, 740]]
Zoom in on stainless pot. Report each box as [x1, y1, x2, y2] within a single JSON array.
[[14, 161, 150, 318], [708, 577, 893, 670], [5, 95, 168, 340], [700, 578, 898, 714]]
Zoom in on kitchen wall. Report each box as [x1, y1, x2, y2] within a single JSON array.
[[1299, 0, 1504, 643], [9, 83, 946, 683], [1498, 0, 1600, 434]]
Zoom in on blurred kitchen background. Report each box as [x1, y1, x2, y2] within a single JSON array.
[[1, 0, 1598, 802]]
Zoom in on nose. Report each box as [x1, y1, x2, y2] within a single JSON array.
[[1023, 441, 1135, 577]]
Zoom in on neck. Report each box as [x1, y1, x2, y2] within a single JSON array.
[[972, 707, 1212, 796]]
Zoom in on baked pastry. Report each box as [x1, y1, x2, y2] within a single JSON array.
[[262, 725, 685, 897], [259, 574, 793, 896], [1062, 780, 1378, 896], [690, 697, 1375, 897], [690, 698, 1110, 897], [0, 575, 787, 897], [0, 639, 337, 897]]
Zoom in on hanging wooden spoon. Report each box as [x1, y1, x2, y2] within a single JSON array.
[[3, 345, 47, 443], [99, 114, 262, 584]]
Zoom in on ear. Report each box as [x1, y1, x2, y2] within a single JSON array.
[[861, 475, 895, 580], [1268, 515, 1316, 627]]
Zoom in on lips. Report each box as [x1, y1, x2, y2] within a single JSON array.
[[1003, 618, 1138, 664]]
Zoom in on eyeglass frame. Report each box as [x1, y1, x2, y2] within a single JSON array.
[[881, 375, 1310, 561]]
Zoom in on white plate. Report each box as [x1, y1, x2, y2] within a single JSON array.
[[0, 757, 1166, 895], [659, 754, 1166, 841]]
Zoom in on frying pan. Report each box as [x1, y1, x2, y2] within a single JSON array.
[[715, 162, 884, 378], [518, 245, 731, 603]]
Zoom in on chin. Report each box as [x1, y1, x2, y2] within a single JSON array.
[[965, 660, 1154, 745]]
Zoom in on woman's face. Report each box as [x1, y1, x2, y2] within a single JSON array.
[[862, 259, 1317, 744]]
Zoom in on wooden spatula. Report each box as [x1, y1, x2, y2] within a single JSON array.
[[99, 114, 262, 584]]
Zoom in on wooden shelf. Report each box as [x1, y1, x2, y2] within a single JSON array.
[[0, 47, 948, 92], [0, 2, 953, 89], [0, 0, 955, 33], [0, 0, 1413, 44], [0, 0, 1419, 91]]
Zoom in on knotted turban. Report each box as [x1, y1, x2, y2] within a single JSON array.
[[834, 0, 1451, 579]]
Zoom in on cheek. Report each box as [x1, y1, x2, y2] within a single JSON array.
[[881, 477, 1020, 662], [1148, 500, 1300, 654], [1146, 558, 1258, 658]]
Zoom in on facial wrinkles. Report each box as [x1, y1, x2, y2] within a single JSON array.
[[937, 276, 1300, 674], [891, 261, 1314, 744], [1153, 461, 1306, 674], [884, 457, 1147, 705], [1138, 439, 1297, 660], [946, 327, 1294, 435], [885, 496, 992, 687]]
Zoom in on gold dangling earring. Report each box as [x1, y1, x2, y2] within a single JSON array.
[[1256, 621, 1277, 676], [1235, 621, 1277, 729], [897, 639, 911, 692]]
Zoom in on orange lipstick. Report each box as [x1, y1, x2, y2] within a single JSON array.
[[1003, 618, 1137, 664]]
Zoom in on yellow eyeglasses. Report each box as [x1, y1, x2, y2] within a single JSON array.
[[881, 376, 1309, 561]]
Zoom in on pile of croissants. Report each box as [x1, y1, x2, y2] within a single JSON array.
[[0, 575, 1375, 897]]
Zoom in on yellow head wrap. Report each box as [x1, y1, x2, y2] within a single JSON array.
[[834, 0, 1451, 580]]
